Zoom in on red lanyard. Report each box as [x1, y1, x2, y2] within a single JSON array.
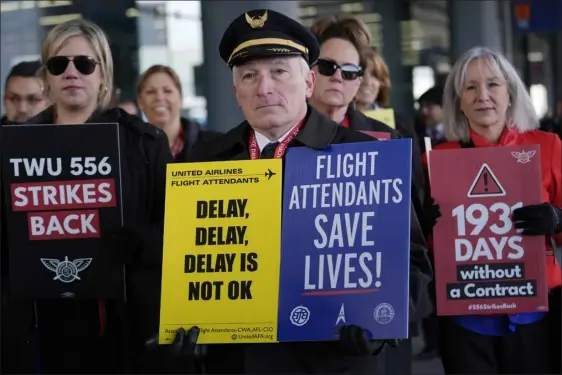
[[248, 119, 304, 160]]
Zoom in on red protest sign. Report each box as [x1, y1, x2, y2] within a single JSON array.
[[429, 145, 548, 316]]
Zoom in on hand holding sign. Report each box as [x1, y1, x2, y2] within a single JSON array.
[[172, 327, 208, 358], [512, 203, 562, 235], [422, 197, 442, 237]]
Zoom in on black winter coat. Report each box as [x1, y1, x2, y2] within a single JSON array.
[[172, 117, 222, 163], [187, 106, 432, 374], [0, 107, 171, 374]]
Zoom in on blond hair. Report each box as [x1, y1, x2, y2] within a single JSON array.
[[443, 47, 538, 142], [39, 18, 114, 110]]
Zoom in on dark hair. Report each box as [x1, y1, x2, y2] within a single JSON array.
[[418, 85, 444, 107], [7, 60, 42, 80], [5, 60, 42, 90], [309, 15, 371, 67]]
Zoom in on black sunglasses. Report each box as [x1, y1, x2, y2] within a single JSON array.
[[45, 55, 99, 76], [313, 58, 363, 81]]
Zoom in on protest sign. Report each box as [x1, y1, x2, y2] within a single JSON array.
[[278, 139, 412, 342], [429, 145, 548, 316], [159, 160, 282, 344], [362, 108, 396, 129], [1, 123, 123, 299]]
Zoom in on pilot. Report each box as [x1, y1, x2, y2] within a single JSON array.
[[173, 8, 432, 374]]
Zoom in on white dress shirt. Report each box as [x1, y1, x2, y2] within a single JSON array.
[[254, 122, 299, 152]]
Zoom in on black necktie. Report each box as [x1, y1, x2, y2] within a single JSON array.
[[260, 142, 279, 159]]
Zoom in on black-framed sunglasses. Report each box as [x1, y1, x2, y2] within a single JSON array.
[[313, 58, 363, 81], [45, 55, 99, 76]]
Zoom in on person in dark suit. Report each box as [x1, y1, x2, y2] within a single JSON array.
[[171, 8, 432, 374]]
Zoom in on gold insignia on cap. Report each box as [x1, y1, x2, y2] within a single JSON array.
[[245, 10, 268, 28]]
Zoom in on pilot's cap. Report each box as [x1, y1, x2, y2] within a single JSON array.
[[219, 9, 320, 68]]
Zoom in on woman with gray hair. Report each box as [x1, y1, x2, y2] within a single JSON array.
[[422, 47, 561, 374]]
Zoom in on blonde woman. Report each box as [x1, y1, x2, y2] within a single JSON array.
[[423, 47, 561, 374], [2, 19, 173, 373]]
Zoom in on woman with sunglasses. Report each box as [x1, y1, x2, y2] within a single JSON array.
[[308, 14, 432, 374], [308, 16, 372, 129], [2, 19, 173, 374]]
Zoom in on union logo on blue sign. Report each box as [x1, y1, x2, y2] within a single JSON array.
[[277, 139, 412, 342]]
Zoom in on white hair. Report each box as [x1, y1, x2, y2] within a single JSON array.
[[443, 46, 538, 142], [232, 56, 310, 85]]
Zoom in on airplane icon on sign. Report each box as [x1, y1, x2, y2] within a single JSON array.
[[264, 169, 276, 180]]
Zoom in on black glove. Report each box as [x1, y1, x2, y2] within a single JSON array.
[[512, 203, 562, 236], [101, 226, 143, 265], [422, 197, 442, 237], [172, 327, 208, 358], [338, 325, 387, 356]]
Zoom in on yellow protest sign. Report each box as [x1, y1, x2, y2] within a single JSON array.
[[363, 108, 396, 129], [159, 159, 283, 344]]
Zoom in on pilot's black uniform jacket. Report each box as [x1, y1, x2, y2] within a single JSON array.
[[187, 105, 433, 374], [0, 106, 171, 374]]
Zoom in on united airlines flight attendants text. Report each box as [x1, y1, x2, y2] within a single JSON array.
[[178, 8, 432, 374], [424, 47, 562, 375], [0, 18, 172, 374]]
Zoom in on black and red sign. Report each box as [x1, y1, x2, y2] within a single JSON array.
[[1, 123, 124, 299]]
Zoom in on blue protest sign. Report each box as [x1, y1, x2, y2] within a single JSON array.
[[277, 139, 412, 342]]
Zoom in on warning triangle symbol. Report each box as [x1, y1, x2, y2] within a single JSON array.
[[467, 163, 506, 198]]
